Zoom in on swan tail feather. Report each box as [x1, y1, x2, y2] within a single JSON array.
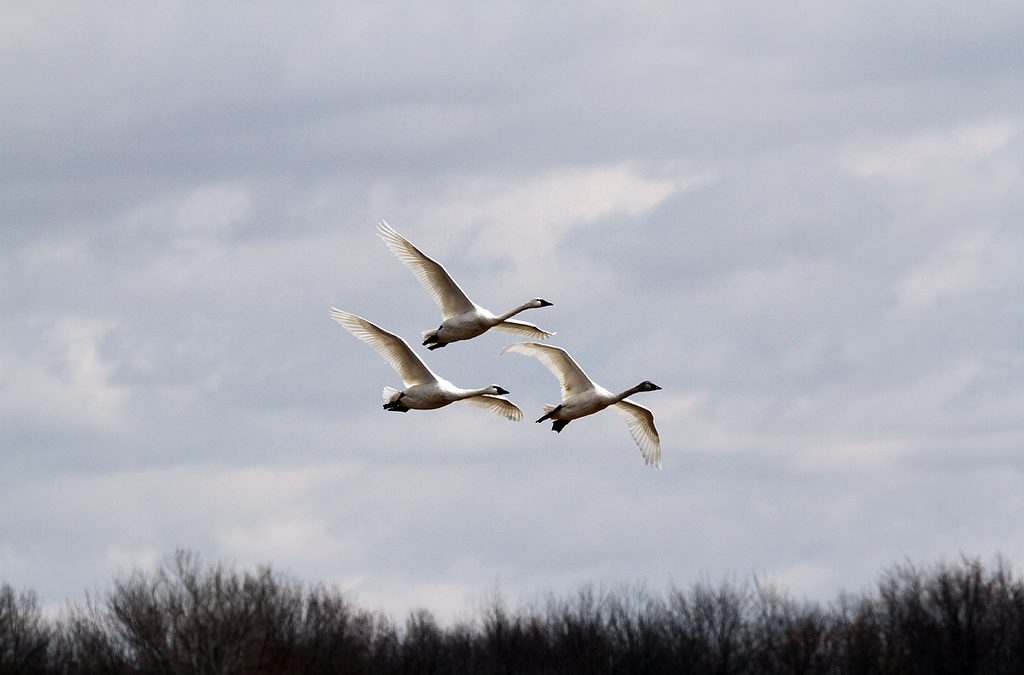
[[382, 386, 402, 403]]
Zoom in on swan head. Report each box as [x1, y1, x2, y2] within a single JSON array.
[[530, 298, 554, 308], [637, 381, 662, 392], [488, 385, 511, 396]]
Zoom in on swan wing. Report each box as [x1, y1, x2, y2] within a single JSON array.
[[501, 342, 596, 399], [492, 319, 556, 340], [376, 221, 476, 319], [458, 394, 524, 422], [329, 308, 437, 386], [612, 400, 662, 470]]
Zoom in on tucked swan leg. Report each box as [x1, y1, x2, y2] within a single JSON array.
[[535, 405, 562, 423], [383, 391, 410, 412], [422, 325, 444, 348]]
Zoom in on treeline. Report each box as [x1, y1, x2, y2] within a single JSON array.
[[3, 552, 1024, 674]]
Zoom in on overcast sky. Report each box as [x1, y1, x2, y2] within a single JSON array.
[[3, 1, 1024, 619]]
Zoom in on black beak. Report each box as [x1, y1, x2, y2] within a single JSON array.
[[495, 386, 510, 395], [651, 384, 662, 390], [539, 299, 554, 307]]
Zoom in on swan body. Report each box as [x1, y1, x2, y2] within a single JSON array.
[[502, 342, 662, 469], [330, 308, 523, 421], [377, 221, 555, 349]]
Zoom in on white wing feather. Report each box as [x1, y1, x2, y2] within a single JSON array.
[[501, 342, 596, 399], [329, 308, 437, 386], [376, 221, 476, 319], [612, 400, 662, 470], [458, 394, 524, 421], [492, 319, 556, 340]]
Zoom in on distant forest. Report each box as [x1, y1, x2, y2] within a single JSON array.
[[3, 552, 1024, 674]]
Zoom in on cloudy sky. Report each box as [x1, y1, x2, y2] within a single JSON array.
[[3, 1, 1023, 618]]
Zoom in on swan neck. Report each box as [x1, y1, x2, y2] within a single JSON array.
[[495, 301, 533, 322], [615, 384, 647, 401], [462, 387, 493, 400]]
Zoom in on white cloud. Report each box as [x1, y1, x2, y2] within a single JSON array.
[[218, 516, 360, 565], [787, 439, 912, 474], [709, 258, 840, 319], [174, 183, 252, 235], [0, 544, 29, 578], [763, 561, 835, 598], [895, 228, 1022, 310], [354, 578, 478, 622], [17, 236, 92, 269], [0, 317, 132, 433], [427, 164, 710, 265], [366, 163, 716, 314], [842, 119, 1019, 180], [113, 183, 252, 284], [105, 545, 161, 574]]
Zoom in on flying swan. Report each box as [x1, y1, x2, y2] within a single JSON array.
[[502, 342, 662, 469], [377, 221, 555, 349], [330, 308, 523, 421]]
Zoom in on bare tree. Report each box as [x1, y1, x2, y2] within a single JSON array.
[[5, 550, 1024, 673], [0, 584, 50, 675]]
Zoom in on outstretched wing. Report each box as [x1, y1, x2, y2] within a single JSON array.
[[329, 308, 436, 386], [612, 400, 662, 470], [458, 394, 524, 421], [501, 342, 596, 399], [376, 221, 476, 319], [492, 319, 556, 340]]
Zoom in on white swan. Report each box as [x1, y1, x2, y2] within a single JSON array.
[[502, 342, 662, 469], [377, 221, 555, 350], [330, 308, 523, 421]]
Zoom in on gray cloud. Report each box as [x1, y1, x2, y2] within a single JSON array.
[[2, 1, 1023, 619]]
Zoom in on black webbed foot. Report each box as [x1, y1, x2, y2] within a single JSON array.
[[551, 420, 570, 433]]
